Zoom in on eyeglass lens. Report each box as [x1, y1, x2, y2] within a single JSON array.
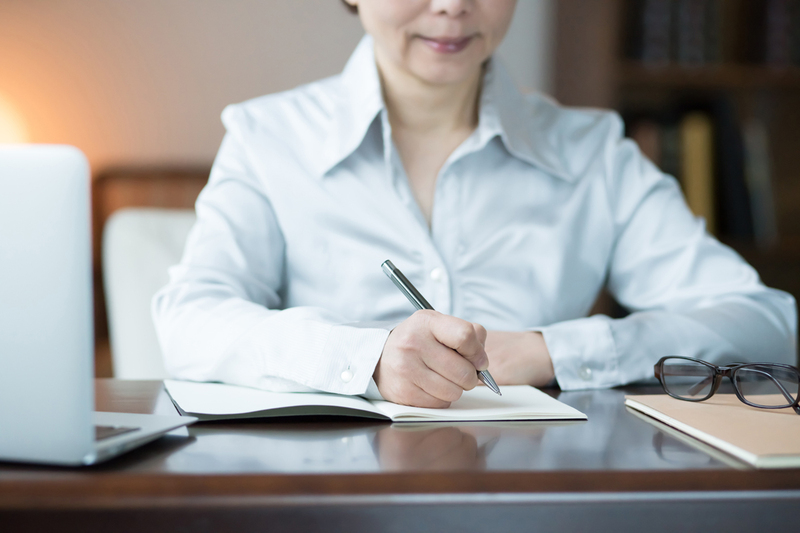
[[734, 365, 800, 408], [661, 359, 715, 399]]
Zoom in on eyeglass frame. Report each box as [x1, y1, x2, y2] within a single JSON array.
[[653, 356, 800, 415]]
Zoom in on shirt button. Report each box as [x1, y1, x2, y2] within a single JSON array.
[[430, 267, 444, 281], [579, 365, 593, 381], [341, 369, 354, 383]]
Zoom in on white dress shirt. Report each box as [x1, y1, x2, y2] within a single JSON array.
[[153, 36, 797, 395]]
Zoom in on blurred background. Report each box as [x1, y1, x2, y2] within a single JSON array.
[[1, 0, 798, 376]]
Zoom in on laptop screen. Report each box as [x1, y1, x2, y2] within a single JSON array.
[[0, 145, 95, 463]]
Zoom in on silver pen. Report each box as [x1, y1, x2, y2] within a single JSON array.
[[381, 259, 502, 396]]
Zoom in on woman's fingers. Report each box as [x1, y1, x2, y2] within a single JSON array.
[[413, 359, 467, 403], [422, 342, 480, 391], [426, 311, 489, 370], [374, 310, 489, 407]]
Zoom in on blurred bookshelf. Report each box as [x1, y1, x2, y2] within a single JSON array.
[[555, 0, 800, 328], [619, 62, 800, 89]]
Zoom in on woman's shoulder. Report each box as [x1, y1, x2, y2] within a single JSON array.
[[220, 74, 346, 142], [504, 92, 628, 184], [522, 94, 673, 214], [522, 93, 625, 148]]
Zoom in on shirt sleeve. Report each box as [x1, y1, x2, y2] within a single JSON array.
[[540, 113, 797, 391], [151, 128, 390, 396]]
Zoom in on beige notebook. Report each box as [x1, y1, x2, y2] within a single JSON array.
[[625, 394, 800, 469], [165, 380, 587, 423]]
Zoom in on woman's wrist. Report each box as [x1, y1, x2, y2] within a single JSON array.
[[527, 331, 555, 387], [484, 330, 555, 387]]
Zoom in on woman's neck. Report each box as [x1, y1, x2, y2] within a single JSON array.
[[376, 50, 482, 137]]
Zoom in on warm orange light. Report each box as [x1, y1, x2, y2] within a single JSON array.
[[0, 94, 29, 143]]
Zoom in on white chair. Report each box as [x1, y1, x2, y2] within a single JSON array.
[[102, 208, 196, 379]]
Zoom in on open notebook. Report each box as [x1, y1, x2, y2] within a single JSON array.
[[164, 380, 587, 423]]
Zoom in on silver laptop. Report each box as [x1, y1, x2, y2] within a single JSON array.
[[0, 144, 196, 466]]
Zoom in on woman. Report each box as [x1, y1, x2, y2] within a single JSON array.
[[153, 0, 796, 408]]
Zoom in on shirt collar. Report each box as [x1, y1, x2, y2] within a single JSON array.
[[318, 35, 572, 182], [478, 59, 572, 181], [318, 35, 384, 178]]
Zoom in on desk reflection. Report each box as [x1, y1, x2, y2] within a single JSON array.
[[150, 387, 734, 474], [376, 426, 491, 471]]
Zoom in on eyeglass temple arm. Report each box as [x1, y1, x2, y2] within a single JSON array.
[[687, 375, 714, 397], [684, 369, 796, 407], [744, 368, 797, 406]]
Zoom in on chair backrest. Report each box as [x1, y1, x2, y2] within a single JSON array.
[[102, 208, 196, 379]]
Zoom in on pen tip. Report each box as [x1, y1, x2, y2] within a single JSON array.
[[478, 370, 502, 396]]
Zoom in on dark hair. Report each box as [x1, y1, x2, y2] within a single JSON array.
[[340, 0, 358, 14]]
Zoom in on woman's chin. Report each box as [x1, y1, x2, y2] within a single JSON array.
[[409, 62, 483, 87]]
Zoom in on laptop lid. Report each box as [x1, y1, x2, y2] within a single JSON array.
[[0, 145, 95, 464]]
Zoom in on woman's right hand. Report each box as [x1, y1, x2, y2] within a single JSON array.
[[373, 310, 488, 408]]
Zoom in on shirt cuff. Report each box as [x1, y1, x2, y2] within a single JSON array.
[[536, 316, 620, 390], [313, 320, 395, 395], [360, 378, 385, 401]]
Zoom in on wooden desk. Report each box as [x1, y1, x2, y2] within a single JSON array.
[[1, 380, 799, 532]]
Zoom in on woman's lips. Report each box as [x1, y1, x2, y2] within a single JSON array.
[[419, 36, 473, 54]]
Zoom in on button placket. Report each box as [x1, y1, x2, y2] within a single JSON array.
[[425, 263, 451, 315], [431, 162, 464, 316]]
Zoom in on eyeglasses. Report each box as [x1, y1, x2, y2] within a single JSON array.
[[654, 356, 800, 415]]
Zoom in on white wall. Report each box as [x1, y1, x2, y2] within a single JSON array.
[[497, 0, 555, 94], [0, 0, 554, 173]]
